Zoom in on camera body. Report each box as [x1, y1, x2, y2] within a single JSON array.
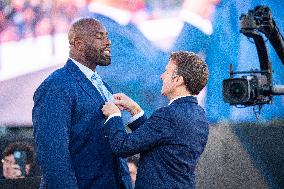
[[223, 74, 269, 106], [222, 6, 284, 108]]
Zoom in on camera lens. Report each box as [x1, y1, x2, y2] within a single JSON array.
[[223, 78, 250, 104], [230, 82, 246, 99]]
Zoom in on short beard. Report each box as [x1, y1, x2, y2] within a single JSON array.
[[84, 45, 111, 69], [96, 50, 111, 66]]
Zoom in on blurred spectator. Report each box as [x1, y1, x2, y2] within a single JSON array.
[[0, 0, 89, 43], [1, 141, 35, 179], [127, 154, 139, 187]]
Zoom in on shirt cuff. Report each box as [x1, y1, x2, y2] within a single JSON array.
[[105, 112, 121, 124], [128, 110, 144, 124]]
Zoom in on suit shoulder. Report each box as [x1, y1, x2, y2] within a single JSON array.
[[37, 67, 71, 90], [169, 101, 208, 124], [150, 106, 173, 122], [33, 68, 72, 101]]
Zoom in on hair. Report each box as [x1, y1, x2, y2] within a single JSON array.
[[170, 51, 209, 95], [127, 154, 140, 167], [3, 141, 35, 165]]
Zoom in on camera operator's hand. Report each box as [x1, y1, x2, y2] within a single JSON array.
[[113, 93, 142, 116]]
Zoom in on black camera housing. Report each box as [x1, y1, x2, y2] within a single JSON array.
[[222, 6, 284, 107], [223, 75, 269, 106]]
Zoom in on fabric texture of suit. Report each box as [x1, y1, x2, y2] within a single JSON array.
[[105, 96, 209, 189], [32, 59, 132, 189]]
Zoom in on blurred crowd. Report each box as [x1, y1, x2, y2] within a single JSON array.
[[0, 0, 91, 43], [0, 0, 182, 43]]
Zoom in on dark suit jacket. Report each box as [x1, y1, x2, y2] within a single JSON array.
[[32, 59, 132, 189], [105, 96, 209, 189]]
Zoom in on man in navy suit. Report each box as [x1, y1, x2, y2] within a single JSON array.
[[32, 18, 132, 189], [102, 51, 210, 189]]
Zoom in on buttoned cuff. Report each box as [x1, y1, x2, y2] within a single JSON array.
[[128, 110, 144, 124], [105, 112, 121, 124]]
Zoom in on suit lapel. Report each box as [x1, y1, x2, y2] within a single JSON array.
[[65, 59, 105, 106]]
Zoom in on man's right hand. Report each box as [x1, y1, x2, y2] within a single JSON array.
[[113, 93, 142, 116]]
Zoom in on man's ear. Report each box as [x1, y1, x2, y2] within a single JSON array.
[[74, 38, 84, 52], [175, 75, 185, 87]]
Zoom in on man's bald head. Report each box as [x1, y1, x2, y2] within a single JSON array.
[[68, 18, 104, 45], [68, 18, 111, 71]]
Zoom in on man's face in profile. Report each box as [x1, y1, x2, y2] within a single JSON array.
[[2, 154, 30, 179], [160, 60, 178, 98], [2, 154, 16, 179], [83, 25, 111, 67]]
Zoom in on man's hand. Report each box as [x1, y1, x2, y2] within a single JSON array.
[[113, 93, 142, 116], [102, 102, 120, 117]]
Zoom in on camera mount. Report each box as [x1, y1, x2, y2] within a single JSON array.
[[222, 6, 284, 115]]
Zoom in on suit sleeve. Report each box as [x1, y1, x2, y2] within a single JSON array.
[[127, 114, 147, 131], [105, 108, 174, 157], [32, 85, 78, 189]]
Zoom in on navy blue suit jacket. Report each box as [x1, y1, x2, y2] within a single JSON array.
[[32, 59, 132, 189], [105, 96, 209, 189]]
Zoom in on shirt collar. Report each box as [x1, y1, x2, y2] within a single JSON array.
[[179, 10, 213, 35], [88, 3, 132, 26], [70, 58, 95, 80], [168, 95, 194, 105]]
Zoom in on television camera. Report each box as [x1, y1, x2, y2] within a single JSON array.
[[222, 6, 284, 113]]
